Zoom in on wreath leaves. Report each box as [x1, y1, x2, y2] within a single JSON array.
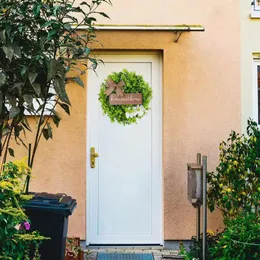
[[99, 69, 152, 125]]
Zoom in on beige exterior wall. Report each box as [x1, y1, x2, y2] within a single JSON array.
[[241, 1, 260, 129], [9, 0, 240, 241]]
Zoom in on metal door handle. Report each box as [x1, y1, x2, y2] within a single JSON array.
[[90, 147, 99, 168]]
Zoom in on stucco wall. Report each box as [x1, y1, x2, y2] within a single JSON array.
[[7, 0, 240, 242], [241, 1, 260, 129]]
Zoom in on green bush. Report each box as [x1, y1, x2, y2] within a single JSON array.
[[0, 159, 47, 259], [179, 231, 221, 260], [207, 119, 260, 217], [209, 213, 260, 260], [205, 119, 260, 259]]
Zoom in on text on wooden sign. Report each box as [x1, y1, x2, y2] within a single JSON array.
[[109, 93, 143, 105]]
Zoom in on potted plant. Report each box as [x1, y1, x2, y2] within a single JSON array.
[[0, 0, 111, 259]]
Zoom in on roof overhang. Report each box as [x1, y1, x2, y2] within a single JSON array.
[[75, 24, 205, 42]]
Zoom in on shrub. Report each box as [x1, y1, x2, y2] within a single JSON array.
[[0, 159, 47, 259], [209, 212, 260, 260], [206, 119, 260, 259], [179, 231, 222, 260], [207, 119, 260, 217]]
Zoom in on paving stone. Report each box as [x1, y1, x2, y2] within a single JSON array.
[[161, 256, 184, 260], [150, 246, 164, 250], [86, 247, 180, 260], [85, 251, 97, 260], [133, 247, 152, 250], [153, 256, 162, 260]]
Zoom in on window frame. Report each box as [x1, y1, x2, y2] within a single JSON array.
[[251, 0, 260, 17], [253, 60, 260, 124], [254, 0, 260, 10], [5, 87, 56, 116]]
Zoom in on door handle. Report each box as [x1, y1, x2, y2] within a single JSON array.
[[90, 147, 99, 168]]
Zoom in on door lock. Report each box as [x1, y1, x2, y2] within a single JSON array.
[[90, 147, 99, 168]]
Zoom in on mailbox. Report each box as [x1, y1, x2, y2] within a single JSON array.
[[187, 163, 203, 207]]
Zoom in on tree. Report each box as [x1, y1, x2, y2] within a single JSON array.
[[0, 0, 111, 190]]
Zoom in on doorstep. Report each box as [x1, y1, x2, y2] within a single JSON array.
[[84, 247, 181, 260]]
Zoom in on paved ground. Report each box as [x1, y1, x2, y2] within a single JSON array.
[[84, 247, 183, 260]]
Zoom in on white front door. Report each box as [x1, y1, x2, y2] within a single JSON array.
[[87, 53, 162, 245]]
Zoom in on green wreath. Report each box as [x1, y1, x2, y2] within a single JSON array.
[[99, 69, 153, 125]]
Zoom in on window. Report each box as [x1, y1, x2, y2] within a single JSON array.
[[251, 0, 260, 17], [254, 0, 260, 10], [253, 61, 260, 124], [5, 86, 56, 116]]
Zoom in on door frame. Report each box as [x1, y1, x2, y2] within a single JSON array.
[[86, 51, 163, 245]]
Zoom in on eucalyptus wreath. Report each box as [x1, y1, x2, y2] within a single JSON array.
[[99, 69, 153, 125]]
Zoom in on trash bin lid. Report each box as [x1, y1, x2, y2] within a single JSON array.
[[25, 192, 77, 215]]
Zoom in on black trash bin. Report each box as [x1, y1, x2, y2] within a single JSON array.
[[24, 192, 77, 260]]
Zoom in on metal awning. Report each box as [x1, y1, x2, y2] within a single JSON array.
[[76, 24, 205, 42]]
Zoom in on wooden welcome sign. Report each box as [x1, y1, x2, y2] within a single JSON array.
[[109, 93, 143, 105], [104, 78, 143, 105]]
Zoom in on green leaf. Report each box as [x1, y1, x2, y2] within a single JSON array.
[[21, 118, 31, 132], [29, 72, 38, 84], [47, 123, 52, 139], [0, 92, 3, 114], [42, 123, 52, 140], [80, 1, 91, 7], [0, 30, 6, 43], [0, 72, 6, 87], [53, 77, 71, 105], [41, 21, 54, 28], [52, 113, 61, 127], [32, 4, 41, 17], [64, 23, 72, 31], [8, 148, 14, 157], [42, 129, 50, 140], [84, 47, 91, 55], [56, 63, 66, 80], [32, 83, 41, 96], [58, 102, 70, 115], [11, 82, 24, 94], [47, 30, 58, 41], [72, 77, 84, 87], [14, 125, 24, 137], [9, 107, 20, 118], [21, 66, 28, 77], [89, 58, 98, 70], [85, 17, 97, 24], [6, 93, 17, 107], [53, 5, 60, 16], [14, 46, 21, 58], [15, 136, 27, 149], [98, 12, 110, 19], [47, 59, 58, 82], [3, 46, 14, 61], [38, 117, 45, 127], [23, 94, 34, 107]]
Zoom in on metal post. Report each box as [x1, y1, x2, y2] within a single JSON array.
[[25, 143, 32, 193], [197, 153, 201, 165], [202, 156, 207, 260], [196, 206, 201, 242], [196, 153, 201, 242]]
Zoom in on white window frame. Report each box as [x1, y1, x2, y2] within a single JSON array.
[[254, 0, 260, 10], [6, 87, 56, 116], [251, 0, 260, 18], [253, 60, 260, 124]]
